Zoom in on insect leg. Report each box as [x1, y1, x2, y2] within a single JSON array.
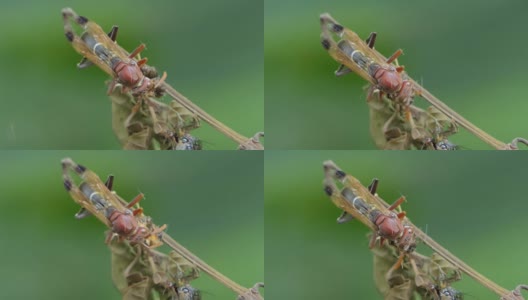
[[107, 26, 119, 41], [382, 110, 399, 136], [386, 49, 403, 64], [127, 193, 144, 208], [401, 105, 422, 140], [368, 232, 380, 249], [105, 175, 114, 190], [123, 244, 143, 278], [367, 178, 379, 195], [366, 32, 377, 49], [393, 253, 405, 270], [127, 193, 145, 216], [387, 196, 406, 211], [150, 224, 167, 237], [124, 99, 143, 128], [136, 58, 148, 67], [335, 64, 352, 76], [128, 44, 146, 59], [409, 257, 431, 291], [154, 71, 167, 88]]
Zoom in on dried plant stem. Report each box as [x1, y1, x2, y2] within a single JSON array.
[[160, 232, 251, 296], [413, 81, 507, 149], [375, 191, 510, 296], [162, 82, 263, 149], [413, 226, 509, 296]]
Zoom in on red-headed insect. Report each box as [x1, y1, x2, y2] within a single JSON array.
[[320, 13, 527, 150], [324, 162, 415, 273], [62, 8, 165, 97], [62, 157, 166, 248], [323, 160, 526, 299]]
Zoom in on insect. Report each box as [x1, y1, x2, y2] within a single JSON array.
[[323, 160, 525, 299], [320, 13, 421, 140], [177, 284, 202, 300], [320, 14, 403, 95], [371, 232, 463, 300], [62, 8, 165, 97], [421, 136, 457, 151], [320, 13, 527, 150], [62, 157, 166, 248], [61, 158, 264, 299], [108, 236, 201, 300], [109, 87, 201, 151], [324, 162, 416, 274], [61, 8, 185, 145], [176, 133, 202, 150], [420, 123, 458, 150], [417, 253, 464, 300], [62, 8, 265, 150]]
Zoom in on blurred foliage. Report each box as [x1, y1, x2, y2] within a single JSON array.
[[0, 0, 263, 149], [265, 151, 528, 299], [265, 0, 528, 149], [0, 151, 263, 299]]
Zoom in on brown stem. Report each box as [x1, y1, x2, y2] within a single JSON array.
[[160, 232, 251, 296], [375, 194, 510, 297], [412, 82, 507, 149], [161, 82, 250, 146]]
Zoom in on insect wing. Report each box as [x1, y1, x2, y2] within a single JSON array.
[[70, 33, 114, 76], [340, 173, 395, 217], [320, 15, 374, 84], [324, 177, 376, 231], [80, 168, 130, 213], [84, 21, 132, 61]]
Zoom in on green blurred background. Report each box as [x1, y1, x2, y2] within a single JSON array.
[[265, 151, 528, 299], [0, 0, 263, 149], [265, 0, 528, 149], [0, 151, 263, 299]]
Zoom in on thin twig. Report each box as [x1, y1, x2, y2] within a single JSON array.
[[160, 232, 250, 296], [161, 82, 262, 148], [412, 82, 507, 149]]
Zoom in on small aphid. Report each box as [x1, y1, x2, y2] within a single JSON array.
[[177, 284, 202, 300], [176, 133, 202, 151]]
